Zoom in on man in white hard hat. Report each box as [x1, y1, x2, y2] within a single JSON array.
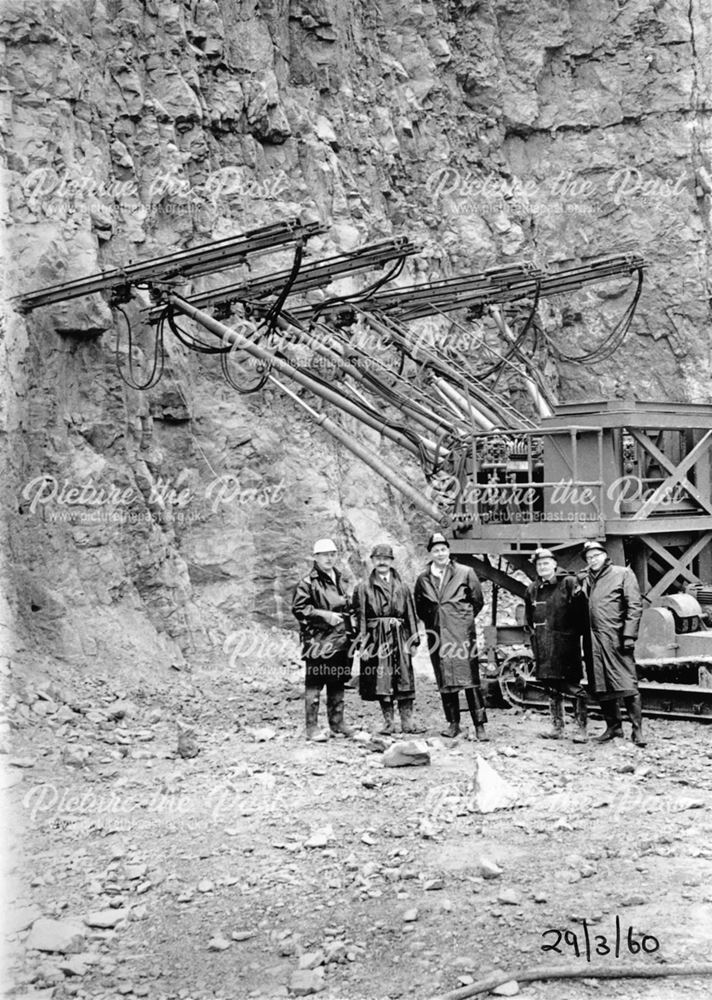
[[292, 538, 355, 741]]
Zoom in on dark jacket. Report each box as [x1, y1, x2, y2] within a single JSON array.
[[580, 559, 643, 695], [414, 560, 484, 690], [524, 570, 586, 683], [353, 569, 419, 701], [291, 563, 354, 683]]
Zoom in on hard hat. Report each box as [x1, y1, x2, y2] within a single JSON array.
[[313, 537, 337, 554]]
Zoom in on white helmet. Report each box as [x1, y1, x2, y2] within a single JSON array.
[[313, 537, 337, 554]]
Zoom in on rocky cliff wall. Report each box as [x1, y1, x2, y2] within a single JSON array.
[[1, 0, 710, 681]]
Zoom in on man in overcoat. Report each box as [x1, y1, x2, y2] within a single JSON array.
[[414, 532, 488, 740], [292, 538, 355, 741], [580, 540, 646, 746], [353, 543, 424, 735], [524, 548, 588, 741]]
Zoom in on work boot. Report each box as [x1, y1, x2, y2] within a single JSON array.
[[305, 686, 328, 742], [595, 699, 624, 742], [624, 693, 647, 747], [572, 694, 588, 743], [326, 687, 354, 737], [541, 694, 565, 740], [441, 693, 461, 738], [465, 686, 489, 740], [378, 698, 395, 735], [399, 698, 426, 734]]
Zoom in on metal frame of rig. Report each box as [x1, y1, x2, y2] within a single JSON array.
[[13, 217, 712, 720]]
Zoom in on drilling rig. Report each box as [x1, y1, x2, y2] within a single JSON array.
[[14, 218, 712, 720]]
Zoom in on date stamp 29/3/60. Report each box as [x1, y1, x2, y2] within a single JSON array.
[[541, 916, 660, 962]]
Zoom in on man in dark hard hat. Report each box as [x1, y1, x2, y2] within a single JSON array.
[[580, 540, 646, 746], [292, 537, 355, 742], [353, 543, 425, 735], [524, 547, 588, 741], [414, 532, 489, 740]]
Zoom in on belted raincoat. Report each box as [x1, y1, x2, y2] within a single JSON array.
[[352, 569, 419, 701]]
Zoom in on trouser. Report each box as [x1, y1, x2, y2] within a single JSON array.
[[441, 687, 487, 727], [305, 681, 346, 733]]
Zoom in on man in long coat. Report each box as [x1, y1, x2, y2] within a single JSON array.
[[292, 538, 355, 741], [353, 543, 424, 735], [414, 532, 488, 740], [580, 540, 646, 745], [524, 548, 588, 741]]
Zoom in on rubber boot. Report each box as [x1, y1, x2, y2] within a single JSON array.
[[305, 686, 328, 742], [624, 693, 647, 747], [595, 699, 624, 742], [465, 686, 489, 741], [540, 694, 565, 740], [441, 693, 461, 738], [327, 687, 354, 737], [378, 698, 395, 735], [399, 698, 426, 734], [572, 694, 588, 743]]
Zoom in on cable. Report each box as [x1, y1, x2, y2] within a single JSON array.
[[114, 303, 165, 390], [543, 267, 644, 363]]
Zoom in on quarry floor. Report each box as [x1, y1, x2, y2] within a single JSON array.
[[4, 649, 712, 1000]]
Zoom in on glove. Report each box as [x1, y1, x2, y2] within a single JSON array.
[[324, 611, 343, 627], [621, 638, 636, 655]]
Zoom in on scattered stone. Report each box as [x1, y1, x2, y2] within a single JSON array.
[[247, 726, 276, 742], [533, 891, 548, 903], [424, 878, 444, 891], [497, 889, 521, 906], [9, 756, 37, 768], [305, 826, 333, 848], [207, 935, 231, 951], [58, 956, 89, 977], [402, 908, 418, 922], [620, 894, 646, 906], [352, 731, 372, 744], [382, 740, 430, 768], [323, 940, 348, 964], [106, 700, 135, 720], [299, 950, 325, 969], [83, 909, 130, 928], [289, 967, 326, 995], [124, 863, 148, 880], [26, 918, 86, 954], [6, 904, 42, 934], [177, 722, 199, 759], [493, 980, 520, 996], [473, 756, 518, 812], [197, 879, 214, 893], [419, 818, 438, 839], [479, 857, 503, 879]]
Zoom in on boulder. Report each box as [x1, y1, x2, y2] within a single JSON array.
[[382, 740, 431, 768]]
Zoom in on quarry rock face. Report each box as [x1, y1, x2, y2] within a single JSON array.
[[1, 0, 710, 679]]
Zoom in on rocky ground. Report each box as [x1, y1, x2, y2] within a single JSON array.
[[3, 634, 712, 1000]]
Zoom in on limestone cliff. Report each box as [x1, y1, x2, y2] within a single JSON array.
[[1, 0, 710, 679]]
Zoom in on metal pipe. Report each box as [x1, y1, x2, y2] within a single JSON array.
[[257, 375, 447, 525], [434, 378, 496, 431], [168, 294, 422, 457]]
